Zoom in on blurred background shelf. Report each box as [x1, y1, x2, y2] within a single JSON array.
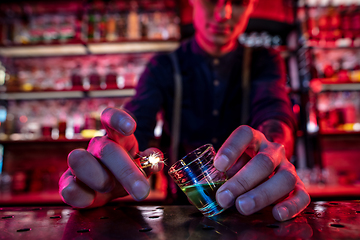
[[0, 89, 136, 100], [87, 40, 179, 54], [0, 44, 87, 58], [0, 41, 180, 58], [320, 82, 360, 91]]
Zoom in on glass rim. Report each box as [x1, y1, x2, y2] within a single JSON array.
[[168, 143, 214, 175]]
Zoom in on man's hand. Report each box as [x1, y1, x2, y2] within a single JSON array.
[[59, 107, 163, 208], [214, 125, 310, 221]]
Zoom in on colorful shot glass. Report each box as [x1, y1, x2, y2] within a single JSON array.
[[168, 144, 227, 217]]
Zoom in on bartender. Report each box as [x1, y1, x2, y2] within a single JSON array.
[[59, 0, 310, 222]]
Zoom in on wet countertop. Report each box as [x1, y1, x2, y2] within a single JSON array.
[[1, 201, 360, 239]]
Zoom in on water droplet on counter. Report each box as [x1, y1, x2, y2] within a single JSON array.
[[139, 227, 152, 232], [202, 225, 215, 230], [266, 224, 280, 228], [330, 224, 345, 228]]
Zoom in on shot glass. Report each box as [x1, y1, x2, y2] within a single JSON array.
[[168, 144, 227, 217]]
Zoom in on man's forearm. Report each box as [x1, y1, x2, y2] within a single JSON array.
[[257, 119, 294, 160]]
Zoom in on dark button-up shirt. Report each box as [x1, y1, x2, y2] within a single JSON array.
[[125, 37, 295, 158]]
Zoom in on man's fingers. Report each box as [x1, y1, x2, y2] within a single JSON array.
[[101, 107, 138, 156], [233, 161, 298, 216], [272, 180, 311, 221], [67, 148, 115, 193], [88, 137, 150, 201], [214, 125, 264, 172], [101, 107, 136, 136], [216, 145, 285, 208], [59, 169, 95, 208], [225, 153, 251, 178]]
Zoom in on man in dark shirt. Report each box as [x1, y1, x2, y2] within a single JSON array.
[[125, 38, 295, 157], [59, 0, 310, 221]]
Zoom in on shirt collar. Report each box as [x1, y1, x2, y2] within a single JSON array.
[[190, 37, 243, 66]]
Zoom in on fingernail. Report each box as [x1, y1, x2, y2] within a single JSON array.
[[119, 118, 135, 134], [217, 189, 234, 208], [131, 180, 149, 201], [214, 154, 230, 172], [277, 206, 289, 221], [237, 197, 255, 215]]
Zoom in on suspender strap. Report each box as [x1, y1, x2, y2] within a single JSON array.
[[169, 51, 182, 165], [241, 47, 252, 125]]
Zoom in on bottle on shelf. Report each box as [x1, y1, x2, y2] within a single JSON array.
[[59, 14, 76, 42], [86, 61, 101, 89], [29, 16, 43, 44], [104, 63, 118, 89], [70, 63, 84, 90], [105, 7, 118, 42], [127, 1, 140, 40]]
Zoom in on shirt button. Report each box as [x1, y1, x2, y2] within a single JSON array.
[[213, 80, 220, 86], [212, 109, 219, 116], [213, 58, 220, 65], [212, 138, 218, 144]]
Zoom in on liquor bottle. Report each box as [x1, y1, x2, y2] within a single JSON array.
[[29, 16, 43, 44], [117, 14, 127, 39], [99, 14, 107, 41], [124, 60, 137, 87], [70, 63, 83, 89], [3, 9, 16, 45], [140, 13, 149, 39], [105, 64, 118, 89], [337, 60, 350, 82], [59, 15, 76, 42], [104, 1, 118, 41], [85, 3, 99, 42], [15, 16, 30, 45], [106, 14, 118, 41], [58, 110, 67, 139], [43, 15, 60, 43], [127, 1, 140, 40], [341, 5, 353, 40], [88, 61, 101, 89], [317, 6, 329, 42], [328, 5, 341, 41], [167, 13, 180, 40], [116, 61, 125, 89], [307, 7, 320, 42], [351, 4, 360, 40]]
